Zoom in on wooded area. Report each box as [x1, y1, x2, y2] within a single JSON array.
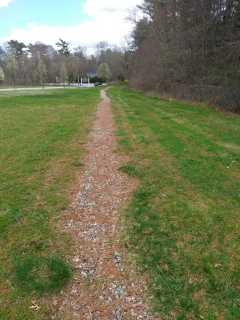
[[0, 39, 126, 86], [130, 0, 240, 111]]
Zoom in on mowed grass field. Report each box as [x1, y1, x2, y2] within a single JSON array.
[[0, 88, 101, 319], [0, 86, 239, 319], [107, 87, 240, 319]]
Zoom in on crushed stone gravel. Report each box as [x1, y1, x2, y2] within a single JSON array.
[[53, 89, 157, 319]]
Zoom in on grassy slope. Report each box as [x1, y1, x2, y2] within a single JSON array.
[[0, 88, 101, 319], [108, 86, 240, 320]]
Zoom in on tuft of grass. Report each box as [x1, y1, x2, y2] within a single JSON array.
[[72, 161, 85, 167], [108, 86, 240, 319], [118, 163, 138, 177], [13, 255, 72, 296]]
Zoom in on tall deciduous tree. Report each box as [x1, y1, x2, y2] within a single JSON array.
[[38, 59, 47, 88], [0, 45, 5, 59], [96, 62, 111, 82], [60, 64, 68, 87], [28, 42, 58, 85], [73, 46, 88, 83], [6, 50, 18, 89], [0, 67, 4, 82]]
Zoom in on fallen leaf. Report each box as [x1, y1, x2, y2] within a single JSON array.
[[30, 300, 40, 311]]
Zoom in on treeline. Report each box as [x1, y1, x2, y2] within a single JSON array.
[[0, 39, 129, 87], [0, 1, 239, 111], [129, 0, 240, 111]]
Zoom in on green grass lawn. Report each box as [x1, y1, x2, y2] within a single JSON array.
[[0, 88, 101, 319], [108, 87, 240, 320], [1, 86, 239, 319]]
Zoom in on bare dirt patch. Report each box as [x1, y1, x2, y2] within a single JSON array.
[[53, 90, 156, 319]]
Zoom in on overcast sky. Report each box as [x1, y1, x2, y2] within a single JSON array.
[[0, 0, 143, 53]]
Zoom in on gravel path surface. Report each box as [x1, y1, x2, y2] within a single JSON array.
[[53, 89, 156, 319]]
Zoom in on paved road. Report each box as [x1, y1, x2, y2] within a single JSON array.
[[0, 86, 76, 92]]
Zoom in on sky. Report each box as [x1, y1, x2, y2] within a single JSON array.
[[0, 0, 143, 53]]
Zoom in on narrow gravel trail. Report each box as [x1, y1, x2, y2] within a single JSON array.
[[53, 89, 155, 320]]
